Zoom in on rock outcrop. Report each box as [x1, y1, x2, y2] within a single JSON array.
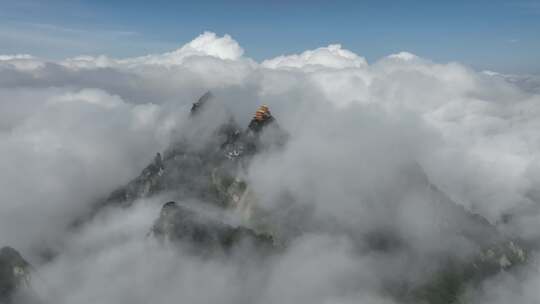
[[151, 202, 275, 254], [0, 247, 31, 303]]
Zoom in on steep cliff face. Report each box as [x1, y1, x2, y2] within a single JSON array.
[[151, 201, 275, 254], [89, 92, 282, 252], [99, 92, 245, 209]]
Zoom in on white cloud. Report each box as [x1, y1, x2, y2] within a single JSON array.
[[0, 54, 34, 60], [1, 31, 540, 303], [387, 51, 418, 61], [51, 89, 125, 108], [61, 31, 246, 69], [178, 31, 244, 60], [3, 31, 540, 230], [0, 54, 44, 70], [262, 44, 367, 70], [0, 87, 176, 256], [117, 31, 245, 67]]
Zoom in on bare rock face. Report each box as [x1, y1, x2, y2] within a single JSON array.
[[98, 92, 289, 211], [99, 92, 244, 210], [190, 91, 213, 116], [151, 202, 275, 254], [0, 247, 31, 302]]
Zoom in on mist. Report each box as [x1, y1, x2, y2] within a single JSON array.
[[1, 32, 540, 303]]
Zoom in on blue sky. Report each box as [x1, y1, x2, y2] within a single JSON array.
[[1, 0, 539, 74]]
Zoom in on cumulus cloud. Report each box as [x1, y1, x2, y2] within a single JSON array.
[[386, 51, 418, 62], [0, 54, 34, 61], [262, 44, 367, 70], [61, 31, 245, 69], [1, 31, 540, 303]]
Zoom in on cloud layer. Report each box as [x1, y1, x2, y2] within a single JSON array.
[[1, 32, 540, 303]]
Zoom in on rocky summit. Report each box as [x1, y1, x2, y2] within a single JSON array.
[[95, 92, 288, 245]]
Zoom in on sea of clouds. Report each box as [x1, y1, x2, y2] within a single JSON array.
[[1, 32, 540, 303]]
